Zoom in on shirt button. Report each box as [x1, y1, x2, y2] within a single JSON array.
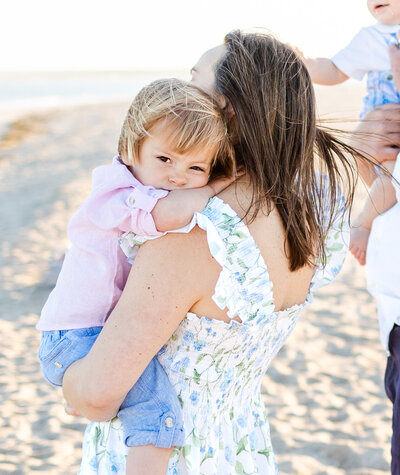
[[164, 417, 174, 428], [128, 195, 136, 206], [387, 74, 393, 80], [54, 361, 63, 368]]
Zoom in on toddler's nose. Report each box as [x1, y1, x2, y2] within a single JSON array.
[[168, 174, 187, 187]]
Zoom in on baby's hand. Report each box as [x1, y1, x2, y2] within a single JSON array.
[[64, 401, 81, 417], [287, 43, 305, 59], [349, 225, 371, 266], [208, 171, 245, 195]]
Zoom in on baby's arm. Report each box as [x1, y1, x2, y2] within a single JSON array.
[[302, 57, 349, 85], [152, 175, 237, 232], [350, 161, 397, 265], [291, 45, 348, 85]]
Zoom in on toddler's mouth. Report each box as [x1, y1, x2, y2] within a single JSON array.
[[374, 3, 389, 10]]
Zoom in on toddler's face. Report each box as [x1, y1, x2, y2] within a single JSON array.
[[132, 121, 214, 191], [367, 0, 400, 25]]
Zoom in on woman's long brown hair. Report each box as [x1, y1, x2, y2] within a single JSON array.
[[215, 30, 358, 271]]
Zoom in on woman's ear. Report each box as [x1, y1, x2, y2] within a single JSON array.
[[225, 100, 235, 118], [218, 95, 235, 118]]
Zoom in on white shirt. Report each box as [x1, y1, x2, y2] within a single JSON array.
[[331, 23, 399, 80], [366, 156, 400, 353]]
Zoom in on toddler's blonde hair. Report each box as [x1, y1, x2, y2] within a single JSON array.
[[118, 78, 235, 178]]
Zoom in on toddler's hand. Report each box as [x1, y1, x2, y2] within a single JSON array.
[[208, 170, 245, 195], [349, 225, 371, 266]]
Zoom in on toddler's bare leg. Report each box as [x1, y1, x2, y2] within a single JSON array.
[[350, 161, 397, 266], [126, 445, 173, 475], [349, 225, 370, 266]]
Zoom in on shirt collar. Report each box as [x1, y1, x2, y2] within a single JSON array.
[[374, 22, 400, 34]]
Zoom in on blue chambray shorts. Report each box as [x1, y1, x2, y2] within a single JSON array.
[[38, 327, 184, 448]]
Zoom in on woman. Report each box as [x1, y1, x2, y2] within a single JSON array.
[[63, 31, 357, 474]]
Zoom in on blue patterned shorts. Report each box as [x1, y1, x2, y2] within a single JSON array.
[[361, 69, 400, 118]]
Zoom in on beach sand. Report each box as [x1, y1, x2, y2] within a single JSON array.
[[0, 83, 392, 474]]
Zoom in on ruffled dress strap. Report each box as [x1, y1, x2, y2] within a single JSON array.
[[196, 197, 275, 323], [195, 192, 348, 316]]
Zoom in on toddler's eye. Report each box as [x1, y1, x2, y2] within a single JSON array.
[[190, 166, 205, 172], [157, 156, 171, 163]]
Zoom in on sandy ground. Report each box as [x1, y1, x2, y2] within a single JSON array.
[[0, 84, 393, 474]]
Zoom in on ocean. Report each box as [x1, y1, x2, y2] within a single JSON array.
[[0, 70, 186, 134]]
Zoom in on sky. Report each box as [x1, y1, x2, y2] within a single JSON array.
[[3, 0, 373, 72]]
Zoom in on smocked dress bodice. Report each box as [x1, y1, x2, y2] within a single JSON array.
[[79, 195, 348, 474]]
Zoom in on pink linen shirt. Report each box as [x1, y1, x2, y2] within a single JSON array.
[[37, 156, 168, 331]]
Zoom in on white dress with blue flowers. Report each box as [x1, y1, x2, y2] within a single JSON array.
[[79, 195, 348, 474]]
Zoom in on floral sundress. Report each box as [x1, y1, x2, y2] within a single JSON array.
[[79, 194, 348, 474]]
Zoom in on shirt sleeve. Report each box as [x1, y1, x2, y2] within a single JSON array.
[[86, 183, 169, 237], [121, 186, 169, 236], [331, 28, 373, 80]]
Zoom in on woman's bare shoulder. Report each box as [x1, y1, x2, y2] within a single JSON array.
[[217, 179, 254, 220], [138, 225, 219, 282], [140, 225, 208, 258], [136, 223, 223, 317]]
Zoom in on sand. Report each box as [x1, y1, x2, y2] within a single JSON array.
[[0, 83, 392, 474]]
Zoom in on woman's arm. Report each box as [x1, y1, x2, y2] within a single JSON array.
[[62, 229, 207, 421]]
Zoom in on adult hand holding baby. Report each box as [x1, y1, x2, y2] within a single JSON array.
[[353, 104, 400, 179]]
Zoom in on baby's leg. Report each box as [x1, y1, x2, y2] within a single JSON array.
[[349, 226, 370, 265], [126, 445, 173, 475], [350, 161, 397, 265], [39, 327, 103, 387]]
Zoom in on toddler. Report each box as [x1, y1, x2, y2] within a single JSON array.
[[298, 0, 399, 265], [37, 78, 235, 474]]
